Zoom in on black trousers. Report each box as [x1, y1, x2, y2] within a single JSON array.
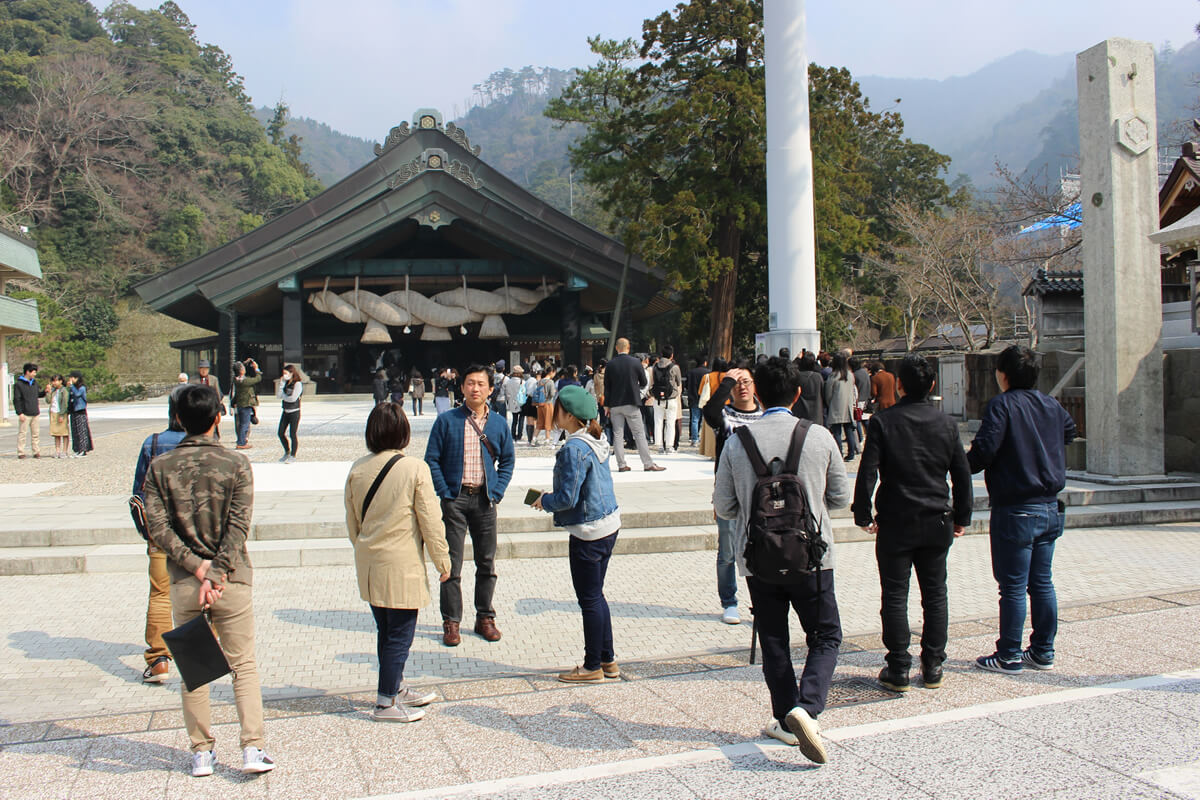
[[439, 492, 498, 623], [277, 410, 299, 455], [747, 570, 842, 724], [875, 524, 951, 673]]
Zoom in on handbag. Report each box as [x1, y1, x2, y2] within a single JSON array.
[[162, 611, 232, 691], [128, 434, 161, 541]]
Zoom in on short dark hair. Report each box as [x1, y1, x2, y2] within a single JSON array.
[[753, 356, 801, 409], [712, 357, 728, 372], [176, 384, 221, 435], [661, 344, 674, 358], [778, 347, 790, 359], [798, 353, 817, 371], [997, 345, 1038, 390], [22, 362, 37, 374], [365, 401, 411, 453], [897, 353, 936, 400], [849, 356, 861, 371], [462, 364, 493, 387]]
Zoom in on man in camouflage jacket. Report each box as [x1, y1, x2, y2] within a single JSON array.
[[144, 384, 274, 777]]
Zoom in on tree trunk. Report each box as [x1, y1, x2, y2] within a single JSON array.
[[708, 216, 741, 360]]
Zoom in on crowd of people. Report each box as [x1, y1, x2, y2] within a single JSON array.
[[115, 336, 1074, 776]]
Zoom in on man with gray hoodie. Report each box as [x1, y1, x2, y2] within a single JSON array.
[[714, 356, 850, 764]]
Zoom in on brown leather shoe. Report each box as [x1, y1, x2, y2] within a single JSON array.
[[618, 466, 632, 472], [442, 620, 461, 647], [644, 465, 666, 472], [474, 617, 502, 642]]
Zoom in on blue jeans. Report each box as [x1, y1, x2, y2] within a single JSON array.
[[569, 532, 617, 670], [831, 423, 858, 458], [235, 407, 253, 446], [370, 606, 418, 699], [716, 516, 738, 608], [689, 406, 702, 443], [989, 502, 1063, 662]]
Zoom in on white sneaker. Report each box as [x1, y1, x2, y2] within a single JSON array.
[[763, 719, 799, 746], [241, 746, 275, 774], [396, 685, 438, 707], [191, 750, 215, 777], [721, 606, 741, 625], [785, 706, 828, 764], [373, 703, 426, 722]]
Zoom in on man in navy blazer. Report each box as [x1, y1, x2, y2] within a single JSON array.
[[425, 364, 516, 646]]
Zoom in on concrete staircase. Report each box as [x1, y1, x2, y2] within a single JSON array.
[[2, 478, 1200, 576]]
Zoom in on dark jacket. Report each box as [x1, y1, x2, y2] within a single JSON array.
[[967, 389, 1076, 508], [852, 397, 973, 537], [686, 365, 710, 405], [372, 377, 389, 403], [603, 352, 647, 408], [702, 376, 763, 471], [12, 376, 41, 416], [424, 406, 516, 503], [231, 374, 262, 408], [792, 370, 824, 423]]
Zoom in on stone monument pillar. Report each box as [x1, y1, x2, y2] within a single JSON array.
[[761, 0, 820, 357], [1076, 38, 1164, 476]]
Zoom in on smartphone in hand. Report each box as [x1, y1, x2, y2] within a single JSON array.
[[524, 488, 542, 506]]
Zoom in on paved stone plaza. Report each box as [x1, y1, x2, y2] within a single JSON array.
[[1, 398, 1199, 797]]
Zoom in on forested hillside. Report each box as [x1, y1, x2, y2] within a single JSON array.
[[0, 0, 322, 395], [251, 105, 374, 187]]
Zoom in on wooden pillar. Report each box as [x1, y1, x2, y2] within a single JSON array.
[[561, 289, 582, 366], [217, 310, 235, 391], [282, 294, 303, 367]]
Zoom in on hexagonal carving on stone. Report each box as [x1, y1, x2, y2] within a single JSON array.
[[1116, 112, 1152, 155]]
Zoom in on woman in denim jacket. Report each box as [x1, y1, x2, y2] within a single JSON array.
[[533, 385, 621, 684]]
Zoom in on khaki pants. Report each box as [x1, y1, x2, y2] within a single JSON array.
[[17, 415, 40, 457], [171, 578, 265, 752], [145, 547, 172, 664]]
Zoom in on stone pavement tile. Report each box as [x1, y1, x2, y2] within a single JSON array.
[[1153, 588, 1200, 606], [485, 768, 698, 800], [620, 658, 712, 680], [946, 620, 995, 638], [576, 682, 726, 757], [263, 693, 353, 717], [342, 709, 465, 795], [1095, 596, 1183, 614], [252, 714, 367, 800], [41, 712, 151, 740], [67, 727, 183, 798], [440, 677, 535, 701], [638, 672, 767, 745], [1059, 603, 1118, 622], [840, 716, 1120, 800], [0, 736, 90, 794], [0, 721, 49, 744], [1029, 775, 1184, 800], [670, 747, 935, 800], [431, 700, 557, 782], [1111, 678, 1200, 724], [992, 693, 1200, 776]]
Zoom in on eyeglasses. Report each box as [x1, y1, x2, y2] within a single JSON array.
[[734, 379, 754, 388]]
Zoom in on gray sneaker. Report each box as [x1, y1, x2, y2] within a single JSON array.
[[396, 685, 438, 707], [191, 750, 215, 777], [241, 746, 275, 774], [373, 703, 425, 722]]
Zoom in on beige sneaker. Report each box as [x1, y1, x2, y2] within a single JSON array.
[[763, 719, 799, 746], [601, 661, 620, 679], [373, 703, 425, 722], [557, 666, 604, 684], [785, 706, 828, 764]]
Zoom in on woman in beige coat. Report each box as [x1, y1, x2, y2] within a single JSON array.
[[345, 402, 451, 723]]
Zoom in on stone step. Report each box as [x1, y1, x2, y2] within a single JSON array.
[[3, 500, 1199, 576], [3, 482, 1198, 550]]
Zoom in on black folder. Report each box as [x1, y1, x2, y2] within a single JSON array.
[[162, 612, 232, 692]]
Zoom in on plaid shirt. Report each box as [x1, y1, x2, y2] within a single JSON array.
[[462, 410, 488, 487]]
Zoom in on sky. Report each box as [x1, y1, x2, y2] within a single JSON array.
[[127, 0, 1199, 142]]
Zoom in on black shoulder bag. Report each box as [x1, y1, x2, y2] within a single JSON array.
[[361, 453, 405, 521], [466, 413, 498, 461], [128, 434, 160, 541]]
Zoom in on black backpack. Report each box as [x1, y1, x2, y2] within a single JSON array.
[[735, 421, 827, 582], [651, 363, 673, 402]]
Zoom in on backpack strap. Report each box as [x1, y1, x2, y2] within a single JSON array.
[[361, 453, 404, 521], [784, 419, 811, 475], [734, 425, 769, 477]]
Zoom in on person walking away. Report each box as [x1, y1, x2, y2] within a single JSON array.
[[792, 354, 825, 424], [142, 384, 275, 777], [850, 357, 871, 443], [697, 358, 726, 459], [13, 362, 42, 459], [189, 359, 223, 440], [232, 360, 262, 450], [587, 360, 610, 443], [66, 371, 93, 457], [967, 345, 1076, 675], [686, 356, 710, 446], [532, 367, 558, 446], [491, 365, 508, 418], [822, 353, 858, 461], [640, 354, 656, 445], [650, 345, 682, 454], [276, 365, 303, 463], [521, 369, 539, 444], [603, 339, 664, 473], [702, 360, 763, 624], [504, 365, 526, 440], [45, 374, 69, 458], [531, 386, 622, 683], [131, 400, 188, 683], [346, 402, 451, 721], [870, 361, 897, 412], [713, 356, 850, 763], [372, 369, 389, 404], [409, 369, 426, 416], [852, 354, 973, 692], [434, 368, 452, 415], [424, 365, 516, 646]]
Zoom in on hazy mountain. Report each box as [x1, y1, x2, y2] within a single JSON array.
[[252, 107, 376, 187]]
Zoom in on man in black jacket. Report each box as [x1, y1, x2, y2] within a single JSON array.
[[792, 353, 824, 424], [967, 345, 1075, 675], [602, 338, 664, 472], [685, 355, 710, 446], [852, 354, 972, 692], [14, 362, 42, 459]]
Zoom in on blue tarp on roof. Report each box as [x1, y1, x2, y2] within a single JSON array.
[[1019, 202, 1082, 234]]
